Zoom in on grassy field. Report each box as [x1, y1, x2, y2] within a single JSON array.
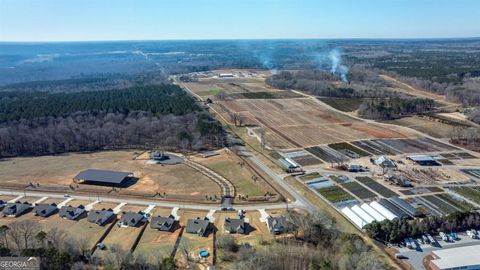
[[227, 91, 302, 99], [0, 150, 220, 198], [197, 88, 220, 97], [385, 116, 456, 138], [436, 194, 475, 211], [451, 186, 480, 204], [316, 185, 355, 203], [192, 149, 273, 198]]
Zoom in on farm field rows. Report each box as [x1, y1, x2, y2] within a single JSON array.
[[451, 186, 480, 204], [355, 177, 398, 198]]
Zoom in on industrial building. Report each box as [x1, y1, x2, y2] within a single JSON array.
[[429, 245, 480, 270], [406, 155, 441, 166], [73, 169, 134, 187], [389, 197, 422, 217], [369, 201, 397, 221], [360, 203, 386, 222]]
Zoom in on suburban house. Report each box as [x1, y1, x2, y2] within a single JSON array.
[[2, 202, 32, 217], [266, 216, 288, 234], [150, 215, 176, 231], [87, 208, 115, 226], [33, 203, 58, 217], [118, 211, 145, 227], [185, 217, 210, 237], [224, 217, 246, 234], [59, 205, 86, 220], [73, 169, 134, 187]]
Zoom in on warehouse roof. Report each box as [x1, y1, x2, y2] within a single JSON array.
[[431, 245, 480, 269], [73, 169, 133, 184]]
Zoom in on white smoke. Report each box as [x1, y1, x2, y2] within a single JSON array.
[[329, 48, 349, 82]]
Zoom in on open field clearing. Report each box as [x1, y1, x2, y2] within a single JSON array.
[[355, 177, 398, 198], [386, 116, 456, 138], [191, 149, 274, 198], [0, 150, 220, 198], [318, 97, 366, 112], [217, 97, 414, 149]]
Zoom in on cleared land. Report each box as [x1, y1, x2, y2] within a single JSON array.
[[386, 116, 456, 138], [318, 97, 366, 112], [191, 149, 275, 198], [0, 150, 221, 199]]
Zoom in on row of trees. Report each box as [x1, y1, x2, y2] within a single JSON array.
[[357, 97, 435, 120], [0, 111, 225, 157], [365, 211, 480, 243]]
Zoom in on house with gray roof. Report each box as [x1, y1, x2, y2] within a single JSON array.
[[118, 211, 145, 227], [224, 218, 246, 234], [150, 215, 176, 231], [87, 208, 115, 226], [59, 205, 86, 220], [2, 202, 32, 217], [266, 216, 288, 234], [185, 217, 210, 237], [33, 203, 58, 217]]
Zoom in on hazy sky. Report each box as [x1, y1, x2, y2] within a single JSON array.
[[1, 0, 479, 41]]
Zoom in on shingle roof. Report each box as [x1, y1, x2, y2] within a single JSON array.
[[2, 202, 32, 217], [59, 205, 86, 220], [87, 208, 115, 226], [33, 203, 57, 217], [224, 218, 245, 234], [119, 212, 145, 227], [150, 215, 176, 231], [73, 169, 132, 184], [266, 216, 287, 234], [185, 217, 210, 236]]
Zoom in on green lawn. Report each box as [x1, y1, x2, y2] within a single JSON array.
[[197, 88, 221, 96]]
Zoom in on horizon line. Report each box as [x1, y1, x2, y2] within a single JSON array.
[[1, 36, 480, 44]]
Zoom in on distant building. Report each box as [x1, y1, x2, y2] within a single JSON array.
[[429, 245, 480, 270], [185, 217, 210, 237], [150, 215, 176, 231], [87, 208, 115, 226], [266, 216, 288, 234], [33, 203, 58, 217], [73, 169, 134, 187], [2, 202, 32, 217], [118, 211, 145, 227], [218, 73, 234, 78], [224, 218, 246, 234], [406, 155, 441, 166], [375, 156, 396, 168], [59, 205, 86, 220]]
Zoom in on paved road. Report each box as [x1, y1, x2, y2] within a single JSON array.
[[244, 149, 315, 212], [0, 189, 293, 211]]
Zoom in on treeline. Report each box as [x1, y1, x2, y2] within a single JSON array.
[[358, 97, 435, 120], [0, 72, 169, 93], [266, 67, 393, 98], [0, 111, 224, 158], [216, 211, 387, 270], [0, 220, 176, 269], [365, 211, 480, 243], [0, 85, 197, 122]]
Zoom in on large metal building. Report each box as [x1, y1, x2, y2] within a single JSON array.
[[73, 169, 134, 187]]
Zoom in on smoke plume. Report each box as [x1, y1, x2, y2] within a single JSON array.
[[329, 48, 349, 82]]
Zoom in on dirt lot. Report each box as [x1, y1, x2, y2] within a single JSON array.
[[0, 150, 220, 198], [191, 149, 275, 198]]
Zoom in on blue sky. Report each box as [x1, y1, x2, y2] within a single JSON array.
[[0, 0, 479, 41]]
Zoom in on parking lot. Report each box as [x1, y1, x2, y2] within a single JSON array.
[[396, 232, 480, 269]]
